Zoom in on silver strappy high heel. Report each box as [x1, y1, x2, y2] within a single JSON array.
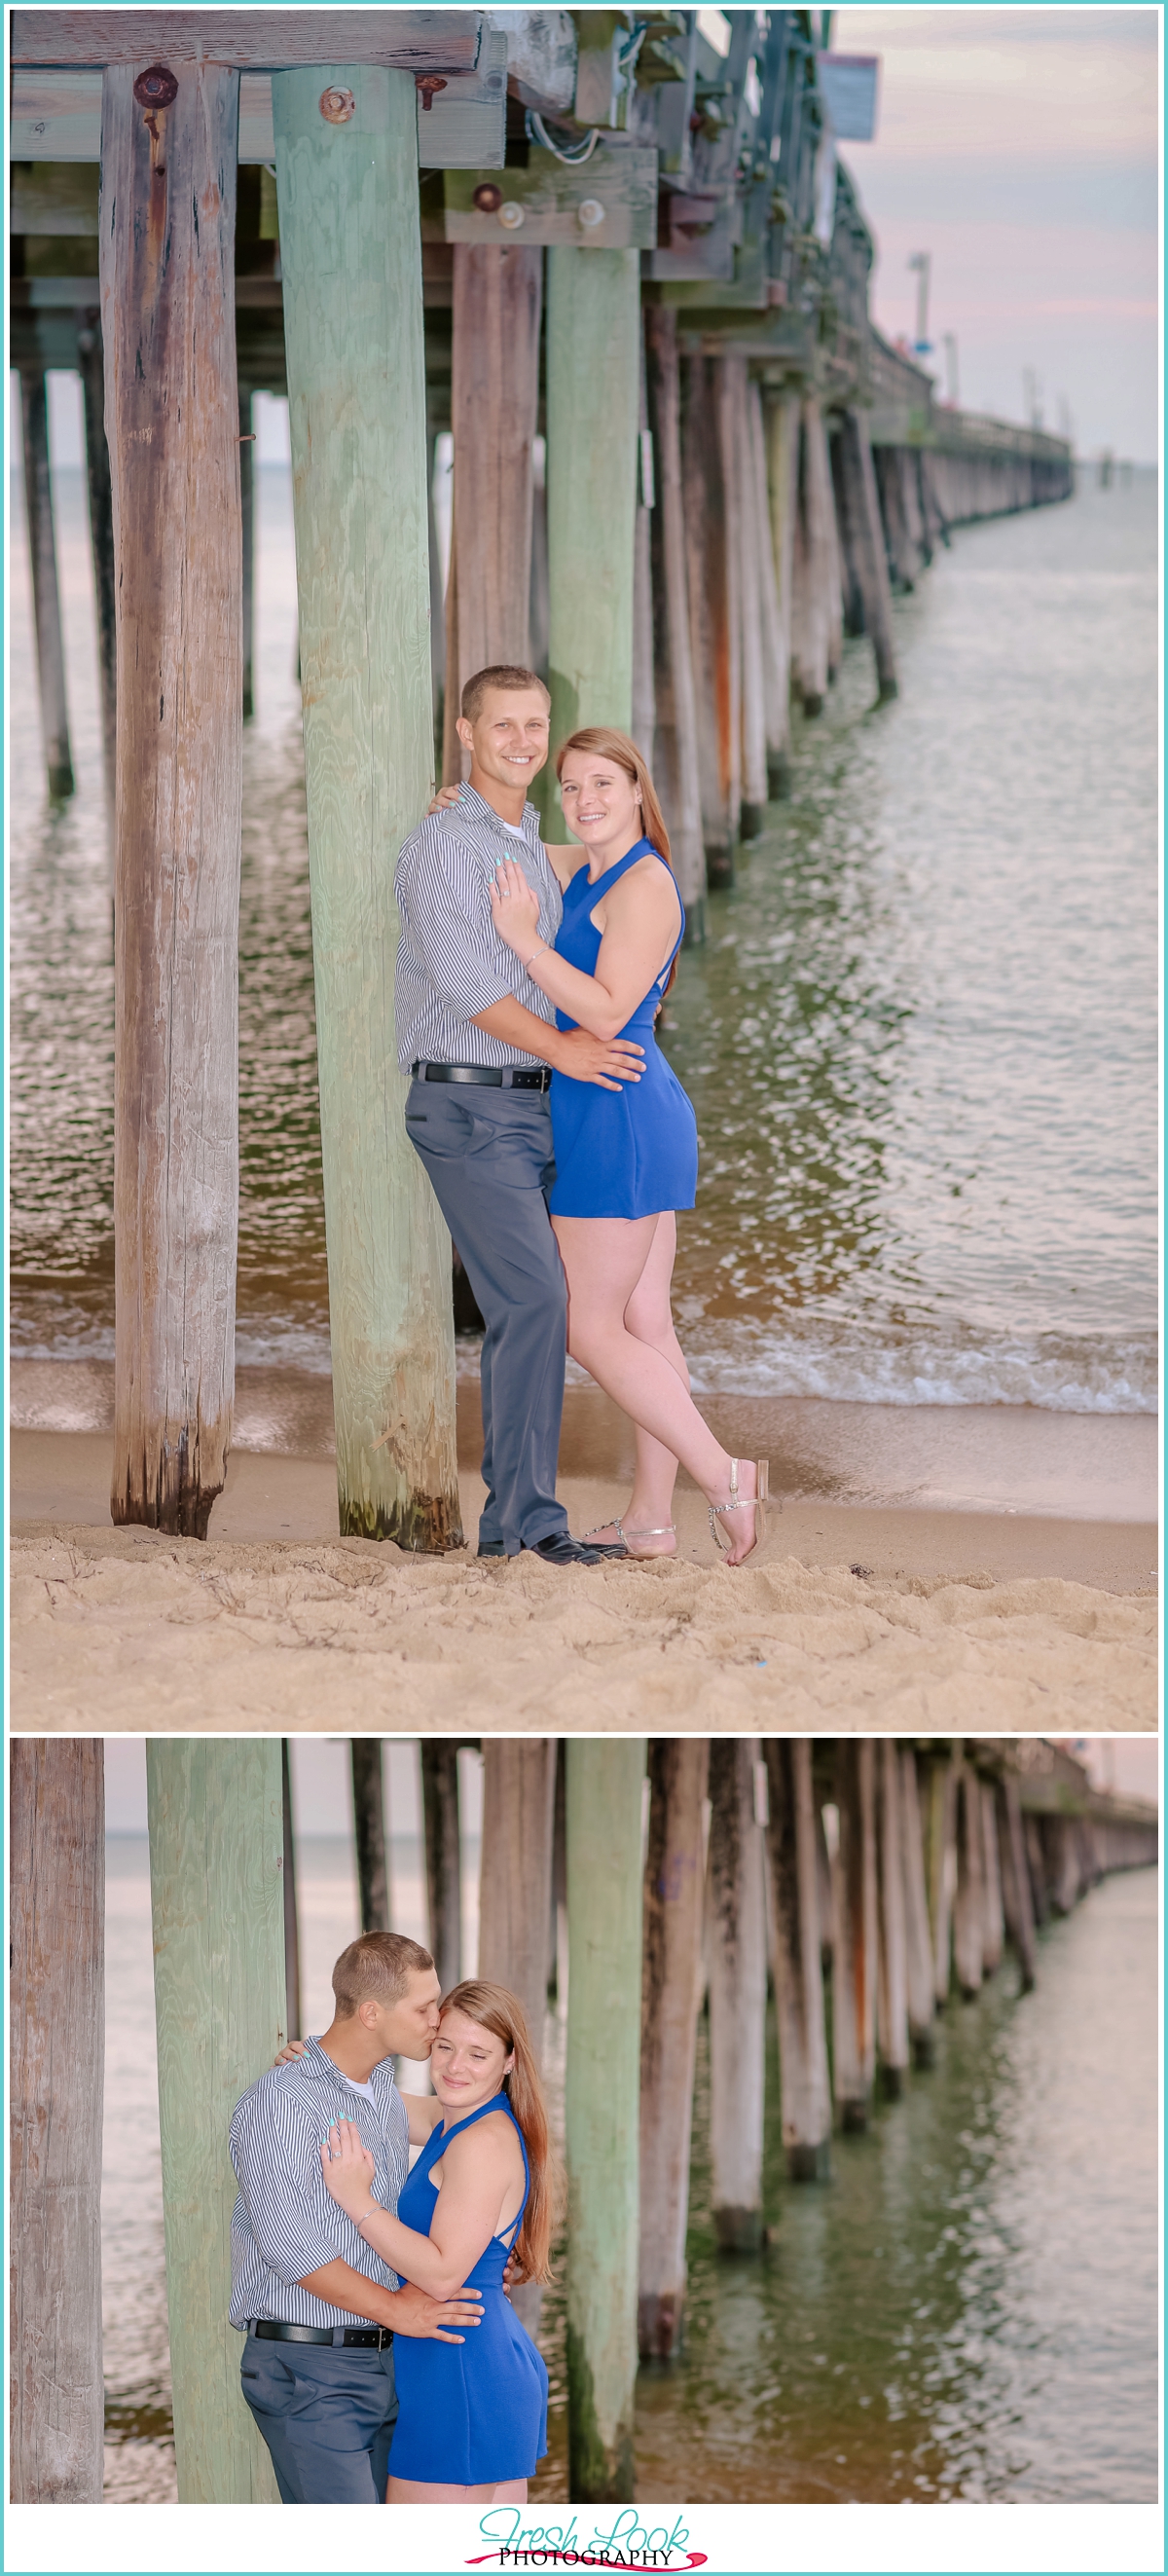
[[709, 1459, 769, 1560], [583, 1519, 676, 1559]]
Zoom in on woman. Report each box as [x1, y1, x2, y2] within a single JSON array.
[[319, 1980, 551, 2504], [485, 727, 767, 1565]]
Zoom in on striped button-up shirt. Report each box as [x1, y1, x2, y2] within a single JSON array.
[[394, 785, 565, 1071], [229, 2038, 410, 2331]]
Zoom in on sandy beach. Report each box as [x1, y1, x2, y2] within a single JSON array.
[[11, 1427, 1156, 1731]]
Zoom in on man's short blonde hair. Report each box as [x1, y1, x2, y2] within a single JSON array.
[[461, 664, 550, 723], [331, 1932, 434, 2018]]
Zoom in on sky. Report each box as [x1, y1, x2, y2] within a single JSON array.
[[102, 1734, 1159, 1831], [830, 6, 1160, 459]]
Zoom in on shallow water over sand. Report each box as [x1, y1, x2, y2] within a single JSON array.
[[10, 466, 1157, 1417], [102, 1840, 1157, 2503]]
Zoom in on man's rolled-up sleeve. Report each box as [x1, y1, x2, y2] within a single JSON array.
[[231, 2094, 348, 2285], [396, 832, 517, 1018]]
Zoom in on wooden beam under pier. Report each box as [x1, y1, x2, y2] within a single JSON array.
[[478, 1738, 557, 2337], [10, 1741, 105, 2504], [875, 1738, 910, 2096], [442, 240, 542, 785], [954, 1762, 986, 1997], [280, 1741, 302, 2041], [350, 1740, 390, 1933], [566, 1739, 644, 2502], [14, 13, 484, 71], [420, 1741, 462, 1994], [639, 1738, 709, 2359], [765, 1740, 832, 2182], [103, 56, 242, 1538], [18, 365, 74, 799], [644, 306, 706, 936], [900, 1748, 936, 2068], [543, 244, 640, 832], [707, 1741, 768, 2240], [146, 1739, 285, 2502], [830, 1739, 877, 2129], [75, 313, 116, 817], [273, 61, 461, 1547]]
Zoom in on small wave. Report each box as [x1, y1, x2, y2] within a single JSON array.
[[675, 1322, 1158, 1414]]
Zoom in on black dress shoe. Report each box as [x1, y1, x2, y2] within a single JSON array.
[[529, 1533, 604, 1566]]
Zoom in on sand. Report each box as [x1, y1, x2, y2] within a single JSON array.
[[10, 1436, 1157, 1730]]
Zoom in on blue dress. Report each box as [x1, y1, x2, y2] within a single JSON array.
[[388, 2094, 549, 2486], [547, 839, 698, 1219]]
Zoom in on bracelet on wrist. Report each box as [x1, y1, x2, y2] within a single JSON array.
[[523, 940, 546, 971]]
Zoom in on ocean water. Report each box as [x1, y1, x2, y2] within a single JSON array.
[[101, 1841, 1157, 2504], [9, 461, 1157, 1413]]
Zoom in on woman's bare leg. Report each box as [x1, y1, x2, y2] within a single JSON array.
[[580, 1214, 683, 1554], [552, 1211, 760, 1564], [387, 2475, 528, 2503]]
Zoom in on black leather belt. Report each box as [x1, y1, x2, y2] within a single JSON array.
[[411, 1060, 552, 1092], [248, 2318, 393, 2349]]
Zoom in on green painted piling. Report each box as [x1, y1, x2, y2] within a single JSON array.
[[566, 1739, 645, 2500], [543, 246, 640, 835], [146, 1741, 287, 2503], [272, 66, 461, 1547]]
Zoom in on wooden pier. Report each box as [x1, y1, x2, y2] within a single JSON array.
[[9, 1733, 1154, 2505], [10, 9, 1076, 1543]]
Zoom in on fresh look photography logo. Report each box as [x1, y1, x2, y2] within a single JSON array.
[[467, 2507, 707, 2568]]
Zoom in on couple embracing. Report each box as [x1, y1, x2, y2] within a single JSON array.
[[231, 1932, 552, 2503], [396, 666, 768, 1565]]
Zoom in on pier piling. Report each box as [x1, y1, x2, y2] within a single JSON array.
[[76, 317, 117, 818], [639, 1739, 709, 2358], [443, 241, 542, 784], [420, 1742, 462, 1994], [146, 1740, 285, 2502], [998, 1777, 1037, 1990], [478, 1740, 556, 2334], [875, 1740, 910, 2096], [273, 61, 461, 1547], [350, 1740, 390, 1932], [954, 1762, 986, 1997], [544, 245, 640, 827], [644, 307, 706, 935], [765, 1741, 832, 2180], [566, 1740, 645, 2502], [833, 409, 898, 702], [831, 1740, 877, 2129], [899, 1749, 936, 2066], [280, 1742, 302, 2042], [708, 1741, 768, 2241], [10, 1741, 104, 2503], [18, 365, 75, 800], [102, 56, 242, 1539]]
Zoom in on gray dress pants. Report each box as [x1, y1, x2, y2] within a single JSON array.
[[239, 2334, 397, 2502], [405, 1081, 569, 1553]]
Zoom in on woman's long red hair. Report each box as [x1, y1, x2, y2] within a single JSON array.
[[554, 726, 679, 997], [438, 1980, 560, 2285]]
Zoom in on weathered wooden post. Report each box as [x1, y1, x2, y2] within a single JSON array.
[[764, 1741, 831, 2180], [76, 316, 117, 817], [762, 386, 800, 794], [273, 63, 461, 1546], [238, 383, 255, 718], [707, 1741, 767, 2242], [478, 1739, 556, 2334], [682, 351, 738, 885], [644, 308, 705, 934], [1025, 1814, 1051, 1925], [833, 409, 898, 703], [101, 55, 242, 1537], [10, 1741, 104, 2503], [544, 245, 640, 828], [925, 1749, 958, 2005], [980, 1781, 1005, 1973], [442, 241, 543, 783], [997, 1775, 1037, 1991], [18, 364, 75, 800], [566, 1739, 645, 2502], [631, 318, 657, 761], [420, 1741, 461, 1993], [733, 359, 768, 841], [146, 1739, 285, 2502], [713, 353, 744, 868], [280, 1741, 302, 2042], [830, 1739, 877, 2129], [875, 1739, 910, 2095], [639, 1738, 709, 2359], [350, 1740, 389, 1932], [953, 1761, 985, 1998], [899, 1748, 936, 2067], [478, 1741, 555, 2045], [748, 381, 788, 798], [798, 397, 834, 717]]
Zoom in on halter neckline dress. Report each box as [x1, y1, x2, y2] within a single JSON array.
[[547, 839, 698, 1219], [387, 2092, 549, 2487]]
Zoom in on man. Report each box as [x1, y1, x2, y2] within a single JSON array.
[[395, 664, 643, 1564], [230, 1931, 483, 2504]]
